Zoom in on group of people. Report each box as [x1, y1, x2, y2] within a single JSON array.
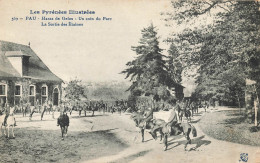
[[141, 100, 181, 129], [133, 98, 201, 134]]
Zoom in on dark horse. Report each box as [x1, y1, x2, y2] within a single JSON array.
[[57, 112, 70, 140], [130, 112, 165, 142], [157, 121, 197, 151], [175, 103, 192, 122], [190, 101, 199, 116]]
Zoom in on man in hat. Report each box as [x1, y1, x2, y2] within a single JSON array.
[[57, 108, 70, 140], [142, 107, 154, 129], [167, 101, 181, 134]]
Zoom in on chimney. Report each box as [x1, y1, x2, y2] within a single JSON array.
[[28, 42, 30, 47]]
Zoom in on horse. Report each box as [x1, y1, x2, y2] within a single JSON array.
[[22, 103, 30, 117], [57, 112, 70, 140], [154, 121, 197, 151], [29, 105, 37, 121], [179, 109, 192, 122], [175, 103, 192, 122], [131, 111, 165, 142], [190, 101, 199, 116], [0, 107, 16, 138], [200, 101, 209, 112]]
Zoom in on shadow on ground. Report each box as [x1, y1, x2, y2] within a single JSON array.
[[111, 149, 152, 163], [167, 135, 211, 151], [0, 128, 128, 163]]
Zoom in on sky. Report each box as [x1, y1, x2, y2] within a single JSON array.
[[0, 0, 198, 96], [0, 0, 175, 82]]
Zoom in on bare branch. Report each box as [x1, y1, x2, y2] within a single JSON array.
[[193, 1, 219, 16], [217, 4, 230, 12]]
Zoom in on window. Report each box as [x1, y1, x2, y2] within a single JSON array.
[[42, 86, 47, 96], [29, 85, 35, 96], [15, 85, 22, 96], [0, 84, 7, 96]]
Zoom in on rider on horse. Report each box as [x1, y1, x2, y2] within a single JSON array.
[[166, 101, 181, 134], [3, 103, 17, 126], [142, 107, 154, 129]]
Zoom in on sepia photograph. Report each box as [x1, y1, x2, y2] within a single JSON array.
[[0, 0, 259, 162]]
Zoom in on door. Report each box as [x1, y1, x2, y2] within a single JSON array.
[[53, 88, 59, 106]]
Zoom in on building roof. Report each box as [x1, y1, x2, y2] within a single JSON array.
[[0, 50, 21, 78], [0, 40, 63, 82]]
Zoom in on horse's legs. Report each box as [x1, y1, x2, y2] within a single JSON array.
[[159, 130, 163, 141], [7, 126, 10, 138], [163, 134, 168, 151], [141, 129, 144, 142], [12, 126, 15, 138], [64, 126, 68, 137], [61, 127, 64, 139], [184, 137, 191, 151], [149, 127, 157, 140], [184, 128, 191, 150], [4, 125, 6, 136], [41, 109, 45, 120]]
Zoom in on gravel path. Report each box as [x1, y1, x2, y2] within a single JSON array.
[[0, 108, 259, 163]]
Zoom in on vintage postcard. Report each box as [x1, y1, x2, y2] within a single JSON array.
[[0, 0, 260, 163]]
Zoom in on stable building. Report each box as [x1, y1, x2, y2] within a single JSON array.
[[0, 40, 63, 107]]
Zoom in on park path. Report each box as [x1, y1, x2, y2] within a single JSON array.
[[86, 107, 260, 163], [9, 108, 260, 163]]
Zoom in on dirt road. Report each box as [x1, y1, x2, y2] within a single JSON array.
[[0, 108, 259, 163]]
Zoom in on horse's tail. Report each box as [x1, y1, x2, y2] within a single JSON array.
[[191, 125, 197, 137]]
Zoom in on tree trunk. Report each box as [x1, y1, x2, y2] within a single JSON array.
[[254, 99, 258, 126], [245, 86, 253, 123], [254, 85, 259, 126], [236, 93, 241, 114]]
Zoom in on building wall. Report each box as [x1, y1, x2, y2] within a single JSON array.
[[0, 78, 62, 107]]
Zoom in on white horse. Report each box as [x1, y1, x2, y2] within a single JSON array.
[[0, 107, 16, 138]]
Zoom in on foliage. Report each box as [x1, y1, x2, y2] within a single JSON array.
[[167, 43, 183, 84], [121, 24, 173, 100], [64, 79, 87, 102], [164, 0, 260, 104], [84, 81, 130, 102]]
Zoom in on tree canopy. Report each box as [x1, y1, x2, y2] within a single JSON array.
[[164, 0, 260, 104], [64, 79, 88, 103], [122, 24, 175, 101]]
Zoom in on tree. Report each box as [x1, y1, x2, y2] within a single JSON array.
[[122, 24, 173, 102], [64, 79, 88, 103], [167, 43, 183, 84], [163, 1, 260, 107]]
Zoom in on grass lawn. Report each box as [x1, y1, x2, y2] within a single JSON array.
[[199, 109, 260, 146]]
